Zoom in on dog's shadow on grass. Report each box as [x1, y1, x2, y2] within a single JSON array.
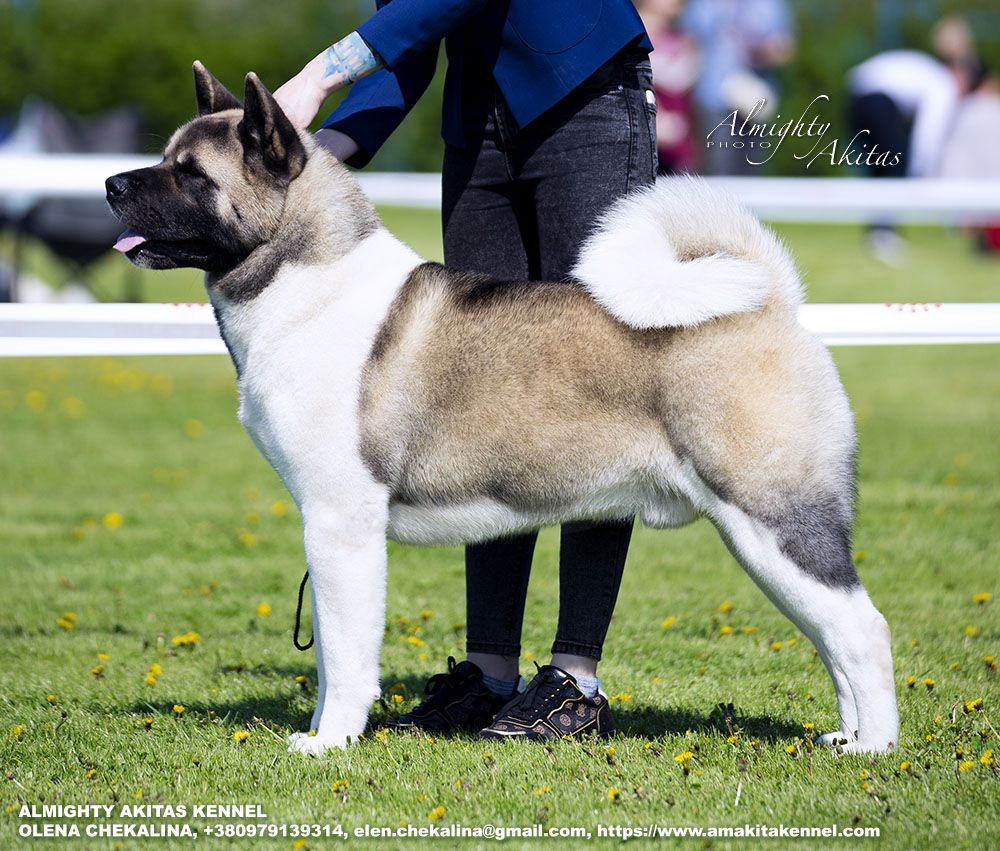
[[612, 703, 802, 742]]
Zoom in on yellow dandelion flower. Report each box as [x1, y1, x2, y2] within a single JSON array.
[[97, 652, 111, 662], [964, 625, 980, 637], [406, 635, 426, 648], [785, 744, 798, 755], [145, 673, 158, 686], [719, 625, 733, 636], [906, 675, 916, 688], [183, 419, 204, 439], [726, 735, 739, 745], [256, 602, 271, 618], [771, 641, 784, 652], [86, 769, 97, 780], [787, 638, 798, 647], [90, 665, 105, 678], [331, 779, 348, 793], [103, 512, 124, 530], [605, 746, 617, 758], [532, 785, 550, 796], [62, 611, 77, 622], [171, 631, 201, 647], [55, 618, 74, 631], [191, 755, 201, 766], [900, 760, 912, 772], [697, 665, 708, 675], [374, 729, 389, 744], [607, 788, 621, 801], [674, 750, 694, 765], [718, 600, 734, 614], [25, 389, 47, 413], [964, 698, 984, 713], [172, 704, 186, 716], [135, 788, 143, 799], [391, 694, 404, 705], [237, 529, 258, 548], [853, 550, 866, 563], [269, 499, 290, 517], [741, 626, 758, 634], [232, 731, 251, 743], [985, 655, 996, 670], [428, 806, 446, 821], [420, 609, 434, 620], [611, 692, 632, 702], [926, 733, 937, 743], [959, 760, 975, 773], [418, 652, 429, 661], [47, 694, 57, 705], [934, 714, 942, 724], [950, 661, 962, 671], [802, 722, 815, 731], [294, 675, 308, 688], [660, 616, 677, 629], [12, 725, 26, 739], [981, 750, 995, 768], [149, 663, 163, 676], [245, 512, 260, 526], [143, 718, 153, 730], [923, 678, 935, 690], [973, 592, 992, 605]]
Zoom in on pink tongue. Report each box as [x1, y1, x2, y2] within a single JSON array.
[[114, 230, 147, 252]]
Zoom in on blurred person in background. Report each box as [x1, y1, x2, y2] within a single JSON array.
[[274, 0, 657, 742], [939, 60, 1000, 255], [846, 17, 976, 265], [635, 0, 699, 174], [682, 0, 795, 175]]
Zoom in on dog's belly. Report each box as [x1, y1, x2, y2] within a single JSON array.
[[386, 488, 699, 546]]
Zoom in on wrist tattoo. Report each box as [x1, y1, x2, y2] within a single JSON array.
[[322, 32, 381, 84]]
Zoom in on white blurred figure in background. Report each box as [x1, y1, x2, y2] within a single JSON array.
[[846, 16, 977, 266]]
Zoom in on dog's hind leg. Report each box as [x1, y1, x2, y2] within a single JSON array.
[[684, 475, 898, 753], [288, 496, 389, 756]]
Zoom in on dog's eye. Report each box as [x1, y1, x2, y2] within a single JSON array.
[[178, 159, 207, 181]]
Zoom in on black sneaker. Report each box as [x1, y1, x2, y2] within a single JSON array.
[[479, 664, 615, 741], [386, 657, 509, 734]]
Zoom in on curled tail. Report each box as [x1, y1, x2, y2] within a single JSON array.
[[572, 177, 802, 329]]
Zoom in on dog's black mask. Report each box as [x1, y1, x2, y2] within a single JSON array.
[[105, 62, 305, 273]]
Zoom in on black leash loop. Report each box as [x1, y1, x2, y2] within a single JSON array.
[[293, 569, 314, 651]]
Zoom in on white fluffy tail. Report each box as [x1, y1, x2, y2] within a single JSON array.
[[572, 177, 802, 329]]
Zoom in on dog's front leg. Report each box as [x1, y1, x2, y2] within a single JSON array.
[[288, 497, 388, 756]]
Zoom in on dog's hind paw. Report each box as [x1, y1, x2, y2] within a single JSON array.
[[818, 731, 895, 754], [287, 730, 349, 756]]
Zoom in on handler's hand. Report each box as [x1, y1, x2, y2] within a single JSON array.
[[274, 55, 334, 130]]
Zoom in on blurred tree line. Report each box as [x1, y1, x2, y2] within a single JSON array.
[[1, 0, 998, 174]]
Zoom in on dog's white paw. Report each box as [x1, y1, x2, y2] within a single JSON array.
[[818, 730, 853, 748], [818, 731, 895, 754], [287, 730, 349, 756]]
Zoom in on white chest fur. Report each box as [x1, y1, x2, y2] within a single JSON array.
[[209, 229, 421, 504]]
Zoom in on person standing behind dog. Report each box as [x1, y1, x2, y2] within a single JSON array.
[[274, 0, 656, 740]]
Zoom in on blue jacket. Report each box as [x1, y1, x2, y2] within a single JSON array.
[[322, 0, 650, 167]]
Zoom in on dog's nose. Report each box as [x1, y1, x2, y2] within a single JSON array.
[[105, 174, 130, 198]]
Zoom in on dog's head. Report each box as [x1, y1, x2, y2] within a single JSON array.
[[106, 62, 306, 272]]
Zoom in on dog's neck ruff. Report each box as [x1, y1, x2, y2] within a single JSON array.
[[208, 227, 422, 375]]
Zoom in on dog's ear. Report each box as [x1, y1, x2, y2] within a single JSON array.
[[192, 61, 241, 116], [239, 72, 306, 184]]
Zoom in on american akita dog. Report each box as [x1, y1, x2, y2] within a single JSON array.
[[105, 64, 898, 755]]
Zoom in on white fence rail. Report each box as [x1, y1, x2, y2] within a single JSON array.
[[1, 302, 998, 357], [4, 154, 1000, 223]]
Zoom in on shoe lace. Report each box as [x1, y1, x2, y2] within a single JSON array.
[[504, 666, 565, 721], [422, 656, 464, 702]]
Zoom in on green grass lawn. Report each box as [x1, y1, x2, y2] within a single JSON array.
[[1, 214, 999, 849]]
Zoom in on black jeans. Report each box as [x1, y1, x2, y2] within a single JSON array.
[[441, 49, 657, 661]]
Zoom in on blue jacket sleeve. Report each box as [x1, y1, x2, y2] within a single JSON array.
[[321, 0, 487, 168]]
